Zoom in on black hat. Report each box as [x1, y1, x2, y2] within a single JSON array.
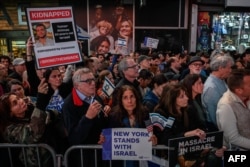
[[188, 56, 205, 66]]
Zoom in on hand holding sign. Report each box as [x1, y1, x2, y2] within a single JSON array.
[[184, 128, 206, 140]]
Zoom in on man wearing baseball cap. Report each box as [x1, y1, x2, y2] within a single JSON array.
[[8, 58, 26, 82]]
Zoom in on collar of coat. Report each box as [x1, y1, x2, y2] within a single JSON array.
[[72, 88, 83, 106]]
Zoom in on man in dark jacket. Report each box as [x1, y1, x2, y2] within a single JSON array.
[[112, 57, 142, 106], [62, 67, 110, 167]]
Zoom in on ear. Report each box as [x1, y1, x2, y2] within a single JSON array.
[[234, 88, 243, 95], [154, 83, 158, 89]]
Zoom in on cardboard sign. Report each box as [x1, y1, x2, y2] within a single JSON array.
[[144, 37, 159, 49], [168, 131, 223, 167], [102, 128, 152, 160], [26, 6, 82, 69]]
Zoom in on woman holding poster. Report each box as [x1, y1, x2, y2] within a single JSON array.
[[182, 74, 226, 167], [153, 84, 223, 167], [101, 85, 157, 167], [154, 84, 206, 145]]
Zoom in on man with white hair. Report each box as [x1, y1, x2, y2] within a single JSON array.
[[112, 57, 141, 106], [62, 67, 110, 166], [202, 54, 234, 131], [180, 56, 207, 82]]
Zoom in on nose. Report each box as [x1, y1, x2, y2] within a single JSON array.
[[127, 97, 133, 103], [18, 98, 25, 105]]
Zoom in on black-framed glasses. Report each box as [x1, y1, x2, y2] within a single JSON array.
[[79, 78, 96, 84], [191, 63, 203, 67], [126, 64, 138, 69]]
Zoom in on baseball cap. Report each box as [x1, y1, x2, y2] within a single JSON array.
[[137, 55, 151, 64], [12, 58, 25, 66]]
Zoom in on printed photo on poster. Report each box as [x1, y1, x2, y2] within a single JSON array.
[[26, 6, 82, 69], [88, 1, 134, 56], [32, 22, 55, 48]]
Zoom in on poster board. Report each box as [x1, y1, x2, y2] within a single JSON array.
[[168, 131, 223, 167], [102, 128, 152, 160], [144, 37, 159, 49], [26, 6, 82, 69], [88, 2, 134, 55]]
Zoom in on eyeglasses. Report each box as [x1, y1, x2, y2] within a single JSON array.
[[79, 78, 96, 84], [126, 64, 138, 69], [191, 63, 203, 67]]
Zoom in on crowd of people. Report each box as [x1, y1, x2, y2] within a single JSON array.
[[1, 37, 250, 167]]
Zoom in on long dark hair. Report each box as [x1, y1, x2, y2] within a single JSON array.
[[182, 74, 201, 101], [155, 84, 187, 119], [43, 67, 60, 82], [111, 85, 146, 127], [0, 93, 16, 141]]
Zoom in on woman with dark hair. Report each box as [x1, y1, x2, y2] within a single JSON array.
[[142, 73, 168, 112], [154, 84, 206, 146], [104, 85, 157, 167], [109, 85, 148, 128], [7, 79, 37, 105], [43, 67, 72, 113], [90, 35, 111, 55], [182, 74, 226, 167], [182, 74, 207, 131], [42, 67, 71, 154], [0, 79, 53, 166]]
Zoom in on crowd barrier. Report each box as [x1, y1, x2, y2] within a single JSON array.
[[0, 143, 172, 167], [63, 145, 171, 167], [0, 143, 61, 167]]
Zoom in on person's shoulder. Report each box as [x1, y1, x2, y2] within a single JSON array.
[[115, 78, 126, 87], [63, 93, 73, 103]]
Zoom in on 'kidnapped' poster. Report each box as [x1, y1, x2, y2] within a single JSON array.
[[26, 6, 82, 69]]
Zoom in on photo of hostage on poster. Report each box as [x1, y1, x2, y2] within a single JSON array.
[[26, 6, 82, 69]]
